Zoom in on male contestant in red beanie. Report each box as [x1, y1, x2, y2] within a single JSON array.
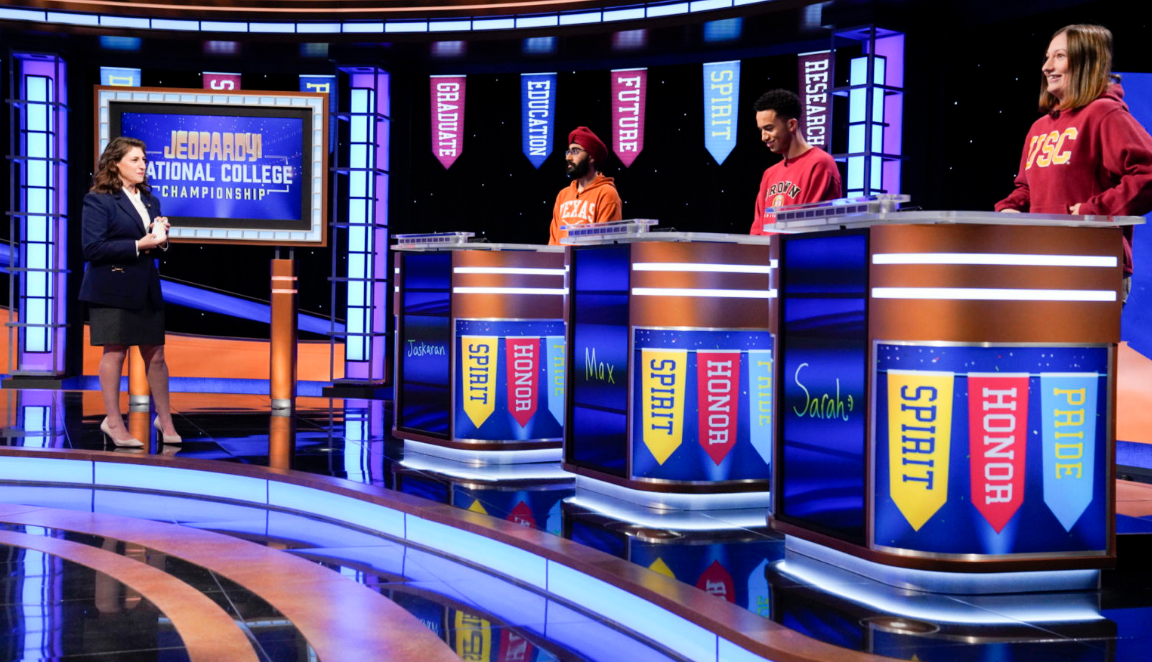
[[548, 126, 623, 245], [751, 89, 841, 235]]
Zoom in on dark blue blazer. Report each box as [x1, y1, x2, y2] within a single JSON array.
[[78, 189, 165, 310]]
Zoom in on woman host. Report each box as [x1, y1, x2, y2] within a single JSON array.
[[996, 24, 1152, 302], [80, 136, 182, 448]]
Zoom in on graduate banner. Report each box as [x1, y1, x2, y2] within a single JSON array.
[[703, 61, 740, 165], [968, 374, 1029, 533], [431, 75, 465, 169], [874, 343, 1109, 556], [610, 68, 646, 167], [545, 336, 566, 426], [521, 72, 556, 169], [1041, 373, 1099, 532], [455, 320, 565, 442], [632, 329, 773, 482]]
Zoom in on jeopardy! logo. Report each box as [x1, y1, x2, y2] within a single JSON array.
[[888, 369, 1098, 534]]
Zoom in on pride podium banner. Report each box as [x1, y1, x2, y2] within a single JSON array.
[[454, 320, 565, 442], [874, 343, 1109, 556], [631, 328, 773, 482]]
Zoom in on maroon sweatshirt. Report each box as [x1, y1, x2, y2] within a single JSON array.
[[995, 84, 1152, 274]]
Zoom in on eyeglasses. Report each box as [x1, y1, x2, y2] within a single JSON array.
[[565, 147, 586, 157]]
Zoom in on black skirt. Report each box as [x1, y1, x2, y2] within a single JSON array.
[[89, 301, 165, 346]]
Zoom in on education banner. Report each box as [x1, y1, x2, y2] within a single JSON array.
[[521, 72, 556, 169]]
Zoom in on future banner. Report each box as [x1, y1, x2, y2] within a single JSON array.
[[521, 72, 556, 169], [431, 75, 465, 169], [874, 343, 1109, 556], [631, 329, 773, 482], [703, 61, 740, 165], [610, 68, 646, 167], [454, 320, 565, 442]]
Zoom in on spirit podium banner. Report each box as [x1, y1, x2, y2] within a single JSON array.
[[631, 328, 773, 482], [454, 320, 565, 442], [874, 343, 1109, 556]]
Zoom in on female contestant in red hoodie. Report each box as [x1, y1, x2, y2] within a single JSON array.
[[996, 24, 1152, 301]]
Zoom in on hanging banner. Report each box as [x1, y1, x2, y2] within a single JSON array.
[[203, 72, 241, 91], [461, 336, 498, 429], [696, 560, 736, 604], [887, 370, 954, 531], [703, 60, 741, 165], [431, 75, 466, 169], [641, 348, 687, 465], [968, 373, 1029, 533], [747, 349, 773, 466], [521, 72, 556, 169], [299, 74, 336, 99], [1041, 373, 1098, 532], [100, 67, 140, 87], [546, 336, 566, 426], [611, 68, 646, 167], [505, 338, 540, 428], [697, 350, 740, 465], [797, 51, 832, 148]]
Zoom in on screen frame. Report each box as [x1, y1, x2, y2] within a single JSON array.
[[94, 86, 328, 247]]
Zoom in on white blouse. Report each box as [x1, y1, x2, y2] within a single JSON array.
[[122, 186, 151, 230]]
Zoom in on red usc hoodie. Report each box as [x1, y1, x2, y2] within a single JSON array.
[[548, 173, 622, 245], [995, 84, 1152, 273]]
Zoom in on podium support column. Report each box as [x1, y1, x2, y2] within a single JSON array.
[[127, 348, 150, 409], [270, 254, 298, 410]]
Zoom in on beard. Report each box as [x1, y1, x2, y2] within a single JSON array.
[[566, 158, 591, 179]]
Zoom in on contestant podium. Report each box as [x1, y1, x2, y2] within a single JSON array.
[[562, 221, 775, 507], [768, 198, 1142, 575], [393, 233, 566, 462]]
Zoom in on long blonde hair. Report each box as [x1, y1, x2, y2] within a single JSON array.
[[1040, 24, 1121, 113]]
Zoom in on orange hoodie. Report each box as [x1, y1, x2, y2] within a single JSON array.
[[548, 173, 622, 245]]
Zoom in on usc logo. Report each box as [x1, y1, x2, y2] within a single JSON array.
[[1025, 128, 1078, 170]]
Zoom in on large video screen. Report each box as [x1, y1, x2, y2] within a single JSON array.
[[96, 87, 327, 246]]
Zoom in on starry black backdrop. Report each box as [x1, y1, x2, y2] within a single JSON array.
[[0, 0, 1148, 366]]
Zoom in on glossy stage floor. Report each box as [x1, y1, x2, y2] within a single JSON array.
[[0, 390, 1151, 661]]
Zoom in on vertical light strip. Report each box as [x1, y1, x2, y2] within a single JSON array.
[[12, 54, 68, 375], [339, 68, 390, 382], [836, 28, 903, 197]]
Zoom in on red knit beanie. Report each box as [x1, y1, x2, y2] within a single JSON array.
[[568, 126, 609, 170]]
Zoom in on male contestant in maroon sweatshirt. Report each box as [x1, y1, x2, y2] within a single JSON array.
[[750, 89, 842, 235], [996, 24, 1152, 301]]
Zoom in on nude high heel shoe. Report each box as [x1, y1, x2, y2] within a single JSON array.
[[154, 417, 183, 445], [100, 418, 144, 448]]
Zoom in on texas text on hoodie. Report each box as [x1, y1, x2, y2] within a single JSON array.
[[548, 173, 623, 245], [995, 84, 1152, 274], [751, 146, 842, 235]]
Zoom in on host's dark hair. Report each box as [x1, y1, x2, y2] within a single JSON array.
[[90, 136, 150, 195], [753, 89, 802, 121]]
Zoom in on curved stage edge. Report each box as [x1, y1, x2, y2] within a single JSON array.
[[0, 447, 875, 662]]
